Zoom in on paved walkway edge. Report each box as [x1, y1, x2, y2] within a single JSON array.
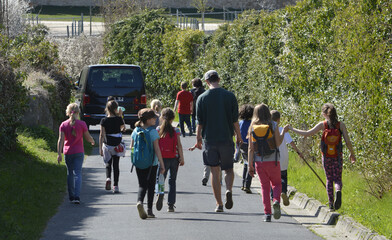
[[232, 162, 388, 240]]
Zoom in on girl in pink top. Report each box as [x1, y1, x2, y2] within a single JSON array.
[[57, 103, 95, 204]]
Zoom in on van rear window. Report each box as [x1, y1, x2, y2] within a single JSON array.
[[88, 67, 143, 88]]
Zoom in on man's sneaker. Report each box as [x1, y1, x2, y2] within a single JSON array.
[[281, 192, 290, 206], [225, 190, 233, 209], [136, 202, 147, 219], [147, 209, 155, 218], [156, 193, 164, 211], [264, 214, 271, 222], [272, 201, 281, 219], [189, 132, 193, 136], [215, 205, 224, 212], [105, 178, 111, 190], [202, 178, 208, 186], [73, 197, 80, 204], [113, 185, 119, 193], [334, 191, 342, 210], [241, 186, 245, 191], [244, 188, 252, 194], [167, 204, 175, 212]]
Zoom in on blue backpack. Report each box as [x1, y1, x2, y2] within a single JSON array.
[[131, 127, 154, 169]]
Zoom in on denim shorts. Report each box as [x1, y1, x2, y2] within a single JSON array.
[[203, 141, 234, 170]]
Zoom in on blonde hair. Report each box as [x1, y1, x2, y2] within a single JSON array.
[[66, 103, 80, 136], [150, 99, 162, 112]]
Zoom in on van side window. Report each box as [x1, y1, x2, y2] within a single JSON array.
[[79, 69, 88, 90]]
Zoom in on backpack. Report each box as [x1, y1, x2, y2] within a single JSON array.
[[131, 127, 154, 169], [320, 121, 342, 158], [252, 124, 277, 159], [159, 129, 178, 159]]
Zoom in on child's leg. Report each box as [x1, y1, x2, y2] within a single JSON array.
[[184, 114, 192, 134], [166, 158, 179, 205], [203, 165, 210, 180], [332, 156, 343, 191], [106, 158, 113, 180], [178, 114, 186, 136], [322, 156, 335, 207], [112, 156, 120, 186], [147, 165, 158, 210], [136, 167, 150, 203], [281, 170, 288, 194], [255, 162, 272, 215], [242, 163, 248, 188], [268, 162, 282, 203]]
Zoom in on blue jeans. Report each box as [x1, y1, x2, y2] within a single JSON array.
[[179, 114, 192, 136], [162, 158, 179, 205], [191, 114, 196, 133], [65, 152, 84, 200]]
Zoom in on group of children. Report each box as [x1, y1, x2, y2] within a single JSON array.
[[58, 80, 356, 222]]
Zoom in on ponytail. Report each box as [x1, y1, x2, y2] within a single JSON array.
[[66, 103, 80, 136], [159, 108, 175, 138]]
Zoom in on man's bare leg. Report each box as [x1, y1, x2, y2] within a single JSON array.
[[210, 166, 223, 206]]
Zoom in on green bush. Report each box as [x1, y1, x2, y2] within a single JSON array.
[[103, 3, 392, 199]]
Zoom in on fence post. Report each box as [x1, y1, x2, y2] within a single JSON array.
[[223, 7, 226, 21], [36, 14, 38, 24], [176, 9, 179, 27], [90, 5, 92, 36], [71, 22, 74, 36], [67, 26, 69, 38], [81, 13, 84, 33]]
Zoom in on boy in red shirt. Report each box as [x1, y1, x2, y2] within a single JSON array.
[[174, 82, 194, 137]]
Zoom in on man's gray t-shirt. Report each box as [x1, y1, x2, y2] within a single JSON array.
[[196, 88, 238, 144]]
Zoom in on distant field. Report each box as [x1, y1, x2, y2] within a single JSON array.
[[28, 5, 240, 23]]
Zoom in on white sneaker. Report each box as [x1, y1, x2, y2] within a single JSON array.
[[113, 185, 119, 193]]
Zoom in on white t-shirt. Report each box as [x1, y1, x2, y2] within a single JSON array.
[[278, 126, 293, 171]]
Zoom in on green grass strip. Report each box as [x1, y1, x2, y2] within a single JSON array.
[[288, 153, 392, 238]]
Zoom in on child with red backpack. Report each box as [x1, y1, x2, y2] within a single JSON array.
[[288, 103, 356, 210], [155, 108, 185, 212]]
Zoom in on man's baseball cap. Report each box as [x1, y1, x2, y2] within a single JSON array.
[[204, 70, 219, 81]]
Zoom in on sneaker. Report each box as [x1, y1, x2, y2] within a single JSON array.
[[281, 192, 290, 206], [202, 178, 208, 186], [215, 205, 224, 212], [167, 204, 175, 212], [156, 193, 164, 211], [189, 132, 193, 136], [136, 202, 147, 219], [147, 209, 155, 218], [73, 197, 80, 204], [241, 186, 245, 191], [334, 191, 342, 210], [244, 188, 252, 194], [225, 190, 233, 209], [329, 203, 335, 211], [113, 185, 119, 193], [264, 214, 271, 222], [272, 201, 281, 219], [105, 178, 111, 190]]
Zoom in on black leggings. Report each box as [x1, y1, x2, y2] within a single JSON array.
[[106, 156, 120, 186], [136, 165, 158, 210]]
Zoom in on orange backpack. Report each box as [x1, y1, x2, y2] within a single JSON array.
[[320, 121, 342, 158]]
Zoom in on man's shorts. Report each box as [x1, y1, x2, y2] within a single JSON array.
[[203, 141, 234, 170]]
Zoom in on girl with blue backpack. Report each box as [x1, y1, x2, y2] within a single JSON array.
[[130, 108, 165, 219], [155, 108, 185, 212], [288, 103, 356, 210]]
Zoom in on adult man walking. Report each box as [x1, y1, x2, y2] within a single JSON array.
[[195, 70, 243, 212]]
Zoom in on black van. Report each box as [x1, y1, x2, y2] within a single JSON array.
[[75, 64, 146, 128]]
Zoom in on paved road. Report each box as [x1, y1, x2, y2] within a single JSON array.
[[41, 127, 322, 240]]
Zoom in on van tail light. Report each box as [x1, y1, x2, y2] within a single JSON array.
[[83, 94, 90, 106], [133, 98, 140, 111], [141, 95, 146, 105]]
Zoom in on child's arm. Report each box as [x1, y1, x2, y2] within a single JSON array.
[[153, 139, 166, 174], [57, 130, 65, 164], [99, 125, 105, 156], [177, 135, 185, 166], [173, 100, 179, 113], [340, 122, 356, 163], [288, 122, 324, 137], [248, 135, 255, 177]]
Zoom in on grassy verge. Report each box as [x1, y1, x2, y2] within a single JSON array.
[[0, 126, 93, 240], [288, 153, 392, 239], [29, 5, 103, 22]]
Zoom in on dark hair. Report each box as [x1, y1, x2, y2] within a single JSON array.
[[322, 103, 339, 127], [181, 81, 188, 89], [270, 110, 280, 122], [159, 108, 175, 138], [107, 96, 115, 101], [239, 104, 254, 120], [135, 108, 157, 127], [192, 78, 203, 88], [105, 100, 118, 116]]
